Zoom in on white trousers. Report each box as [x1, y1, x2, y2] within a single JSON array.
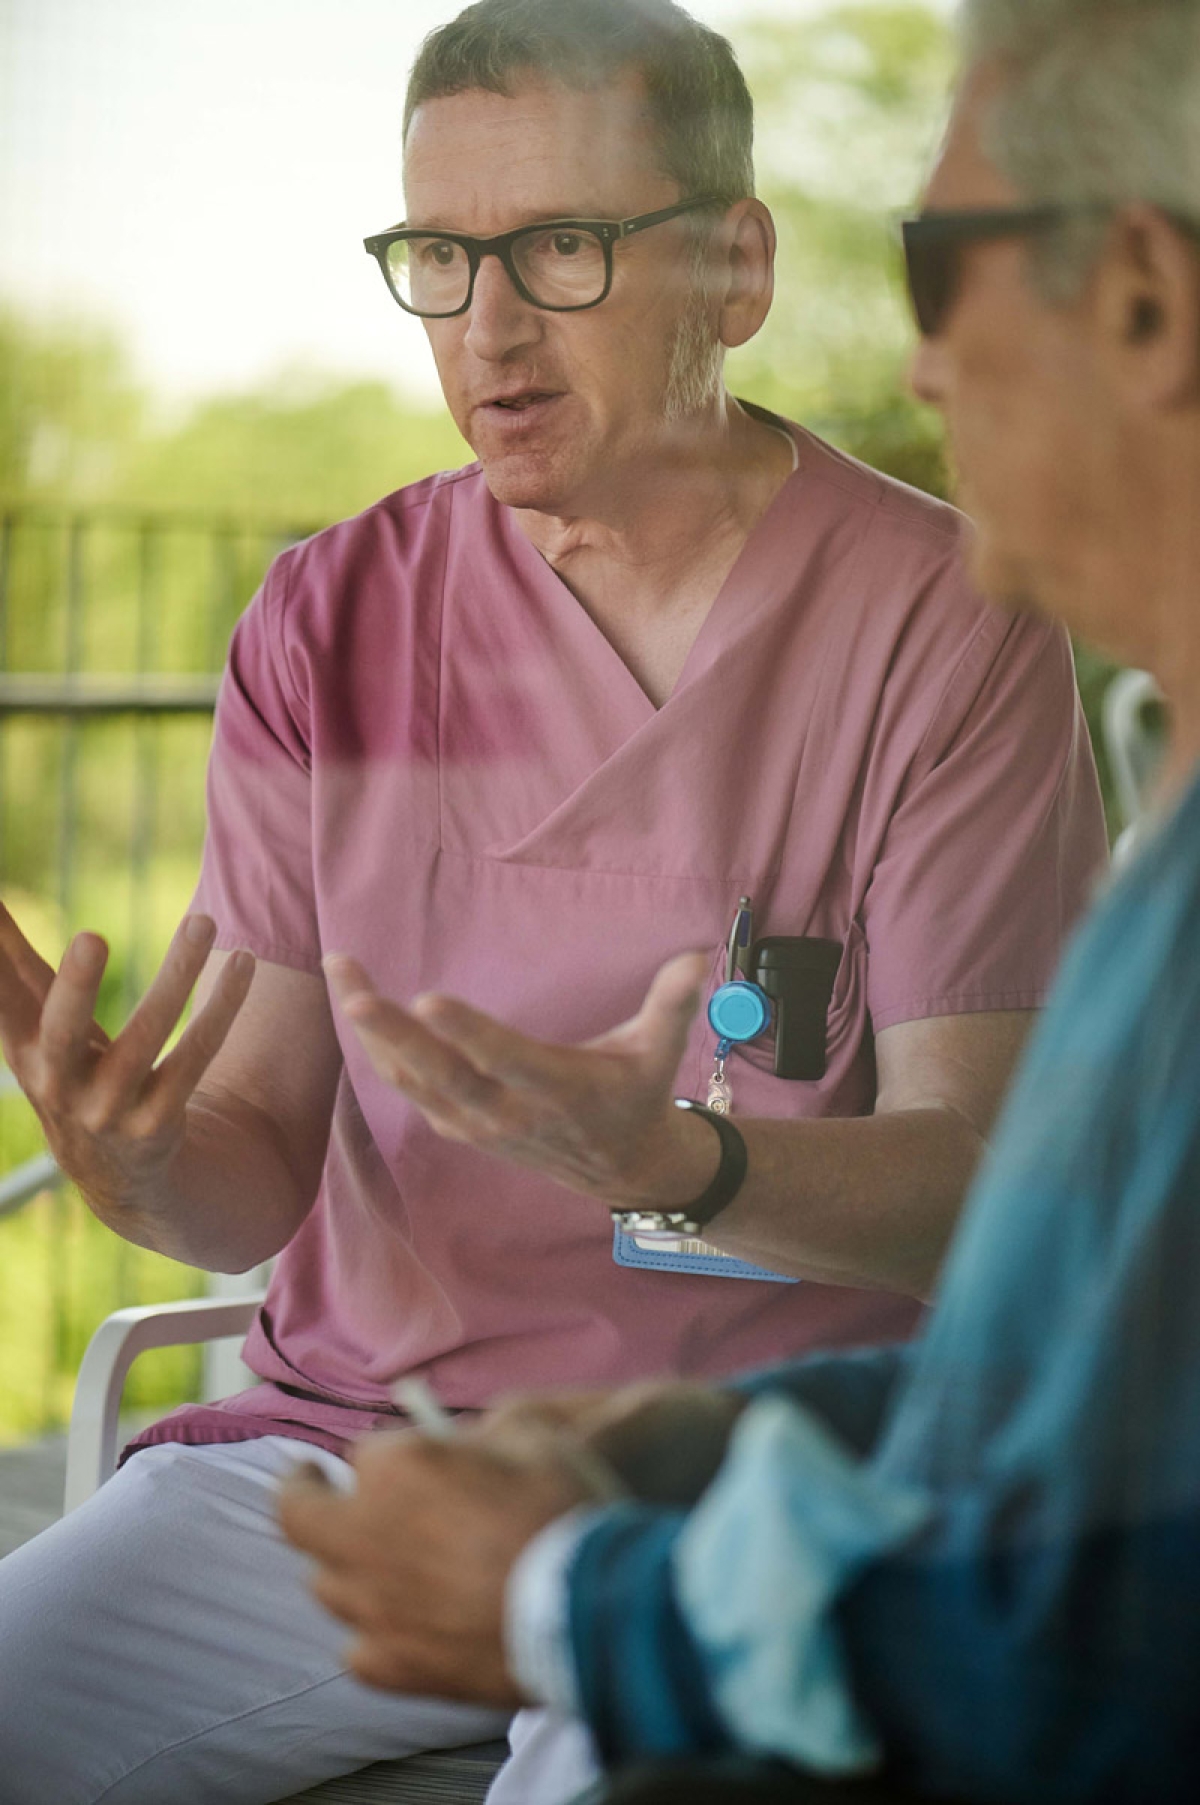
[[0, 1435, 600, 1805]]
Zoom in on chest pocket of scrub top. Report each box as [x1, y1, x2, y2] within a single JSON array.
[[612, 934, 847, 1283]]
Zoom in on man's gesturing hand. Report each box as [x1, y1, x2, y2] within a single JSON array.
[[278, 1432, 588, 1702], [0, 902, 254, 1214], [323, 949, 713, 1209]]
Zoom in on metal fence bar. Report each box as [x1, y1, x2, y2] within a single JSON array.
[[0, 675, 220, 713], [209, 527, 238, 675], [0, 512, 9, 881], [57, 519, 85, 922], [0, 504, 324, 1441], [126, 527, 163, 1015], [0, 513, 9, 655], [0, 503, 315, 538], [0, 1154, 63, 1223]]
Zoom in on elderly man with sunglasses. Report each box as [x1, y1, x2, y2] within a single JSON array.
[[0, 2, 1107, 1803], [279, 1, 1200, 1802]]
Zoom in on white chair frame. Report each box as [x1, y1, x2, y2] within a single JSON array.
[[62, 1294, 510, 1802], [64, 1293, 265, 1512], [1102, 668, 1165, 867]]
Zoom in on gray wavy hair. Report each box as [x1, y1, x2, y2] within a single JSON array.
[[960, 0, 1200, 298]]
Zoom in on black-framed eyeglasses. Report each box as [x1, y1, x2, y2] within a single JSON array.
[[899, 205, 1110, 338], [363, 196, 720, 318]]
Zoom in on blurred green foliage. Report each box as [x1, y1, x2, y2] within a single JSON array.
[[730, 1, 955, 493], [0, 311, 143, 503], [0, 3, 1126, 1445], [0, 304, 470, 526], [115, 376, 471, 524], [0, 1179, 206, 1441]]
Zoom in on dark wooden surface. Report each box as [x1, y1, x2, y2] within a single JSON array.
[[0, 1433, 64, 1558]]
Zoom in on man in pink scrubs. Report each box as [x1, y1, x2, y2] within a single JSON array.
[[0, 1, 1105, 1801]]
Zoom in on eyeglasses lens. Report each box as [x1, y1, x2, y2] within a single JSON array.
[[510, 227, 608, 307], [388, 238, 471, 315], [388, 226, 610, 316], [903, 226, 958, 338]]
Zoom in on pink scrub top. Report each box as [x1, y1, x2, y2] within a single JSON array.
[[129, 416, 1107, 1461]]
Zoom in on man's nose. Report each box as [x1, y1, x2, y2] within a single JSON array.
[[463, 253, 543, 359]]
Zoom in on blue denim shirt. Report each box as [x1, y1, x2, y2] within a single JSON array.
[[566, 765, 1200, 1801]]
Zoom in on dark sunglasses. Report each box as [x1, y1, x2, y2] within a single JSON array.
[[899, 206, 1101, 337], [900, 203, 1200, 337]]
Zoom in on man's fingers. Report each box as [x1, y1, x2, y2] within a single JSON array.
[[424, 956, 708, 1091], [636, 951, 710, 1027], [474, 1391, 599, 1442], [325, 950, 706, 1170], [312, 1567, 388, 1633], [408, 993, 556, 1086], [0, 900, 60, 1001], [146, 946, 256, 1111], [325, 956, 501, 1113], [0, 939, 45, 1058], [600, 950, 707, 1073], [277, 1464, 351, 1563], [322, 954, 374, 1005], [32, 934, 110, 1092], [344, 996, 496, 1107], [346, 1637, 414, 1693], [103, 915, 219, 1087]]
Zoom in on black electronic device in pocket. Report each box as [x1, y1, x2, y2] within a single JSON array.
[[752, 937, 843, 1080]]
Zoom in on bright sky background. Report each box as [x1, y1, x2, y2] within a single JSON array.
[[0, 0, 955, 407]]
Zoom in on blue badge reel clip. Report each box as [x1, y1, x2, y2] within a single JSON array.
[[708, 980, 770, 1053]]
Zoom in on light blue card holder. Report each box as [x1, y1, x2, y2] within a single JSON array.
[[612, 1224, 798, 1283]]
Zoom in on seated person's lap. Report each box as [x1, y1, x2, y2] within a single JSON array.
[[0, 1437, 508, 1805]]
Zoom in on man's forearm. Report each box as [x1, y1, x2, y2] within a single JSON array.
[[82, 1091, 317, 1271], [646, 1103, 985, 1299], [561, 1400, 1200, 1796]]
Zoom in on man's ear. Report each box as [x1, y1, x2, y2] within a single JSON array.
[[1096, 203, 1200, 410], [712, 199, 776, 350]]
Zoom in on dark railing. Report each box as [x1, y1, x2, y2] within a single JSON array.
[[0, 506, 320, 1442]]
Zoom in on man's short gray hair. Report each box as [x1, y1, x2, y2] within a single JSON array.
[[959, 0, 1200, 298], [405, 0, 754, 209]]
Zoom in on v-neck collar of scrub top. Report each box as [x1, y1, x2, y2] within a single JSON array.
[[495, 404, 808, 721]]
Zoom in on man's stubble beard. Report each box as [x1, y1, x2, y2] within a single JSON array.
[[664, 271, 724, 425], [471, 264, 723, 511]]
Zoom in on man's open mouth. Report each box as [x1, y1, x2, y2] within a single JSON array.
[[490, 392, 558, 411]]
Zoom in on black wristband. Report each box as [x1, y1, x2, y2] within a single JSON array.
[[610, 1098, 748, 1240]]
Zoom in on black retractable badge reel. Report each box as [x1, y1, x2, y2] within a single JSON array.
[[703, 897, 843, 1113]]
